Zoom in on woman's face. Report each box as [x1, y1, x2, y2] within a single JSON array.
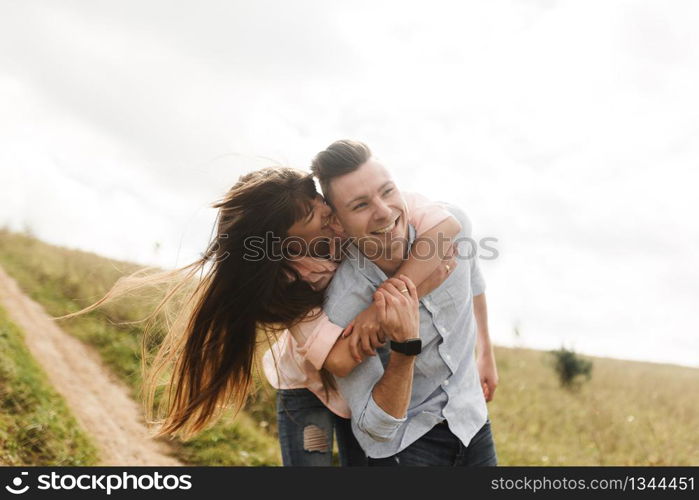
[[286, 195, 337, 256]]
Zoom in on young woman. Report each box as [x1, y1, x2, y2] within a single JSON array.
[[59, 166, 459, 466]]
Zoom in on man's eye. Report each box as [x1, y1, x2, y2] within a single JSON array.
[[353, 202, 367, 211], [383, 188, 393, 196]]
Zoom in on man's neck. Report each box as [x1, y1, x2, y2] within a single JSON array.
[[363, 239, 408, 277], [373, 257, 402, 277]]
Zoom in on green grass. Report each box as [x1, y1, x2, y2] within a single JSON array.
[[0, 304, 99, 465], [1, 228, 697, 465], [489, 347, 699, 465], [0, 229, 280, 466]]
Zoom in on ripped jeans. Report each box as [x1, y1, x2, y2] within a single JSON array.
[[276, 388, 367, 466]]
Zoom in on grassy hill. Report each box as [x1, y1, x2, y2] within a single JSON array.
[[0, 229, 697, 465], [0, 229, 279, 466], [0, 304, 99, 465], [489, 347, 698, 465]]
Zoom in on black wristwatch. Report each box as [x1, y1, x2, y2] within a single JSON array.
[[390, 338, 422, 356]]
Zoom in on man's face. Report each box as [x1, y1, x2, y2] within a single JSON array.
[[327, 157, 408, 260]]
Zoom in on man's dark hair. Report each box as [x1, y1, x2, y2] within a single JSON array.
[[310, 139, 372, 206]]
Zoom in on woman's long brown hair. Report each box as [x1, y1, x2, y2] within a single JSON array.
[[57, 167, 328, 440]]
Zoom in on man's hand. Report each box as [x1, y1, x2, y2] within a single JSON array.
[[374, 275, 419, 343], [341, 303, 384, 363], [477, 349, 498, 402]]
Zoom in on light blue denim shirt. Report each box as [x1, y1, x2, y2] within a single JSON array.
[[323, 203, 488, 459]]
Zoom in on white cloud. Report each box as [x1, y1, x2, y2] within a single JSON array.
[[1, 0, 697, 366]]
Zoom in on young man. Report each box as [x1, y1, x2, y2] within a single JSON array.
[[311, 140, 498, 466]]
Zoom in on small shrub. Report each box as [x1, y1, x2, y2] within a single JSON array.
[[550, 348, 593, 389]]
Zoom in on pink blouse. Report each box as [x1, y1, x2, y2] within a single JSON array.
[[262, 192, 452, 418]]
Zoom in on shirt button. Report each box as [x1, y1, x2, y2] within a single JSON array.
[[443, 380, 449, 386]]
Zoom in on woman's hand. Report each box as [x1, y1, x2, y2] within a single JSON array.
[[341, 273, 425, 362], [341, 303, 384, 363], [415, 242, 458, 297], [374, 275, 420, 343]]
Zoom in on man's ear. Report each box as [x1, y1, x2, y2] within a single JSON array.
[[328, 214, 347, 238], [327, 214, 347, 261]]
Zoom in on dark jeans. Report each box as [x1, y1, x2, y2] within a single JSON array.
[[368, 420, 498, 466], [276, 388, 367, 466]]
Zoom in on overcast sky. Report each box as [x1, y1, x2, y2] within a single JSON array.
[[1, 0, 697, 367]]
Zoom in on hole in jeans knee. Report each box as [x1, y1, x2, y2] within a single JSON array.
[[303, 425, 329, 453]]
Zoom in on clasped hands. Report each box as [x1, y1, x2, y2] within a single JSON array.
[[341, 274, 420, 363], [341, 244, 458, 362]]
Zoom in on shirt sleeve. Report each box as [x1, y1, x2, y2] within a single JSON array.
[[445, 203, 487, 296], [403, 191, 453, 235], [470, 252, 486, 296], [323, 263, 408, 441], [289, 308, 344, 371], [334, 354, 407, 442]]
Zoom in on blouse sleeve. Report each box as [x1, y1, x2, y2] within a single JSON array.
[[403, 191, 453, 235], [288, 308, 344, 371]]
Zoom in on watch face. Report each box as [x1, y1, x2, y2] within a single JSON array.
[[391, 338, 422, 356], [404, 339, 422, 355]]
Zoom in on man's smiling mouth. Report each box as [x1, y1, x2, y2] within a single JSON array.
[[371, 215, 400, 235]]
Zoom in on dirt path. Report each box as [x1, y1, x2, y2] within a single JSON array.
[[0, 265, 182, 466]]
